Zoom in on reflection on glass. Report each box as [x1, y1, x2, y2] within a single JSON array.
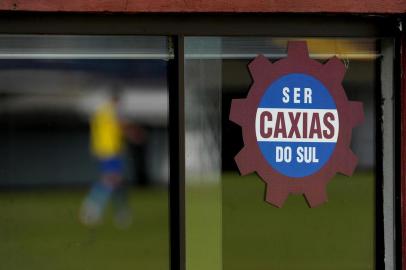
[[185, 40, 222, 270], [0, 36, 170, 270], [185, 37, 379, 270]]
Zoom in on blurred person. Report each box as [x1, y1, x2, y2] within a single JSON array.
[[79, 88, 145, 228]]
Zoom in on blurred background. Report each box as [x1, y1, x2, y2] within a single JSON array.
[[0, 59, 168, 187], [0, 36, 170, 270], [0, 35, 383, 270]]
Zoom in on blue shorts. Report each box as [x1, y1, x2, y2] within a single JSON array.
[[99, 156, 123, 174]]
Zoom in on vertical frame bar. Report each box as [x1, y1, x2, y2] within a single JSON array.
[[401, 29, 406, 270], [381, 38, 399, 270], [168, 35, 186, 270], [375, 40, 385, 269], [393, 23, 402, 270]]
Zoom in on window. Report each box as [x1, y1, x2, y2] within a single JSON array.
[[0, 35, 171, 270], [185, 37, 397, 270], [0, 14, 400, 270]]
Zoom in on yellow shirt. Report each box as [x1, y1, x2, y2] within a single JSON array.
[[90, 102, 123, 159]]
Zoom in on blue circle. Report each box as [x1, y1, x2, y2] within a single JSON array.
[[256, 73, 338, 178]]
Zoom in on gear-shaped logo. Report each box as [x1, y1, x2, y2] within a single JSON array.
[[229, 41, 364, 208]]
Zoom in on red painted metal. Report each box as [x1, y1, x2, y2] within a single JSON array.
[[402, 31, 406, 270], [0, 0, 404, 13]]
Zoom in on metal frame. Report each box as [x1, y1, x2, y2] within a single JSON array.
[[0, 12, 401, 270], [0, 13, 399, 37], [400, 30, 406, 270], [168, 35, 185, 270]]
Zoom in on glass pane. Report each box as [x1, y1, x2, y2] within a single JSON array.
[[0, 35, 170, 270], [185, 39, 222, 270], [185, 37, 386, 270]]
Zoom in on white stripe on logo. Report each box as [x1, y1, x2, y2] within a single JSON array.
[[255, 108, 339, 143]]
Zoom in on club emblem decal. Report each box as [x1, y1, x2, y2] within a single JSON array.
[[229, 41, 364, 207]]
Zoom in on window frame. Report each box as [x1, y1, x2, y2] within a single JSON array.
[[0, 12, 402, 270]]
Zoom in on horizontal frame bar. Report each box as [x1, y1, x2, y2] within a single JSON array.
[[0, 12, 400, 37]]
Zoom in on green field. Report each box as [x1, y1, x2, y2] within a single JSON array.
[[222, 172, 374, 270], [187, 172, 375, 270], [0, 187, 169, 270], [0, 172, 374, 270]]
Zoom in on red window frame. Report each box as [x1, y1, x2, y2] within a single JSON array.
[[0, 0, 404, 13]]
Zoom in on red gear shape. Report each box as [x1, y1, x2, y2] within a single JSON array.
[[229, 41, 364, 208]]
